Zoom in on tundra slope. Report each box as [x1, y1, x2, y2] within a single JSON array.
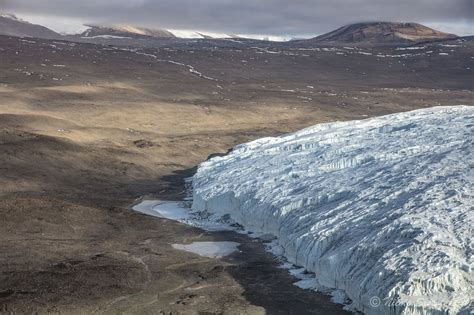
[[0, 32, 472, 313], [192, 106, 474, 314]]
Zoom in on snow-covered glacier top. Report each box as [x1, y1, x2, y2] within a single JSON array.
[[192, 106, 473, 314]]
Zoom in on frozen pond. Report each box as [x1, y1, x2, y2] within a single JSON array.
[[132, 199, 235, 232], [133, 200, 189, 220], [172, 241, 240, 258], [133, 200, 240, 258]]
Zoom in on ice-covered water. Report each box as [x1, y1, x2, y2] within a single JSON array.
[[192, 106, 474, 314], [132, 200, 237, 232], [133, 200, 190, 220], [172, 241, 240, 258]]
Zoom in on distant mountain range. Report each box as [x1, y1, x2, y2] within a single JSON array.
[[0, 14, 464, 46], [0, 14, 62, 40], [76, 24, 244, 40], [78, 24, 176, 39]]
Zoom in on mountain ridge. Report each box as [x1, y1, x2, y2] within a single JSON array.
[[78, 24, 176, 39], [0, 13, 61, 39], [0, 14, 463, 46], [297, 21, 458, 46]]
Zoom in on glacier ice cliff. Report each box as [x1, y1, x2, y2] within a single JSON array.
[[192, 106, 473, 314]]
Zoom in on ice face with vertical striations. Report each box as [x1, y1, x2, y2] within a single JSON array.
[[192, 106, 474, 314]]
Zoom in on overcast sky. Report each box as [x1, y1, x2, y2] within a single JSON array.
[[1, 0, 472, 38]]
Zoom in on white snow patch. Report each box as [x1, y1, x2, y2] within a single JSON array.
[[82, 35, 132, 39], [19, 39, 36, 44], [172, 241, 240, 258], [133, 200, 189, 221], [132, 200, 236, 232], [191, 106, 474, 315], [167, 29, 231, 39], [131, 50, 218, 81], [396, 46, 426, 50]]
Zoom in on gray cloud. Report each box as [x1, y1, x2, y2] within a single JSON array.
[[1, 0, 472, 35]]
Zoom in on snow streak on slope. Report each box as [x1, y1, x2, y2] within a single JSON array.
[[192, 106, 474, 314]]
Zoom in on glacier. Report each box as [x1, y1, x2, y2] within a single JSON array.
[[191, 106, 474, 314]]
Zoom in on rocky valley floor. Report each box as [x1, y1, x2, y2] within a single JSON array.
[[0, 34, 472, 314]]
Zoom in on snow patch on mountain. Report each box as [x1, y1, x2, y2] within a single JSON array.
[[82, 35, 131, 39], [167, 29, 232, 39], [192, 106, 474, 314]]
